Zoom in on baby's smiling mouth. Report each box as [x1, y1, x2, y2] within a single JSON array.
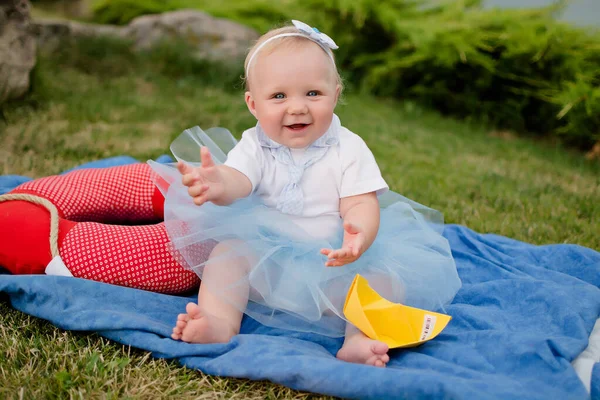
[[285, 123, 309, 131]]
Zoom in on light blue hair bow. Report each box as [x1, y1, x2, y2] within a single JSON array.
[[246, 20, 339, 73], [291, 20, 339, 50]]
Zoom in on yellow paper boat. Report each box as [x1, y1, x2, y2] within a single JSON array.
[[343, 274, 452, 348]]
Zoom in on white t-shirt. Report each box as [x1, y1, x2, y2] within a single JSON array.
[[225, 125, 388, 239]]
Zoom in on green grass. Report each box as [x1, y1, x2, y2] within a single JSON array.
[[0, 304, 319, 399], [0, 35, 598, 398]]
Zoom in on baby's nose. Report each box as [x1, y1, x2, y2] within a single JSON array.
[[287, 99, 308, 114]]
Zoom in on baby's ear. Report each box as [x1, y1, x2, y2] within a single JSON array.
[[245, 91, 258, 118], [335, 85, 341, 104]]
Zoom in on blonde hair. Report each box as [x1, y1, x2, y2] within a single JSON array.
[[243, 25, 344, 92]]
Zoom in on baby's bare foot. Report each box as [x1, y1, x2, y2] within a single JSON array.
[[336, 333, 390, 367], [171, 302, 237, 344]]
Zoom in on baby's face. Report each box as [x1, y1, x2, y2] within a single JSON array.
[[245, 43, 340, 149]]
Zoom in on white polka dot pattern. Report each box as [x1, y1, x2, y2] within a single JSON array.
[[61, 222, 204, 294], [15, 164, 159, 223]]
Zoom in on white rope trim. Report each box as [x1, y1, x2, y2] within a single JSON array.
[[0, 194, 60, 258]]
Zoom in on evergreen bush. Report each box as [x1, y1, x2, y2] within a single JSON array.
[[92, 0, 180, 25]]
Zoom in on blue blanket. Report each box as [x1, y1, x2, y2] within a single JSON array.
[[1, 158, 599, 400]]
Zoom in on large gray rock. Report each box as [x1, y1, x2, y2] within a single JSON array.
[[33, 9, 259, 62], [0, 0, 36, 104], [127, 10, 258, 61]]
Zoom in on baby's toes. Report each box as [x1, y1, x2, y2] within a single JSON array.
[[171, 327, 182, 340], [177, 313, 190, 322], [365, 354, 380, 366], [365, 354, 387, 367], [185, 302, 203, 318], [374, 359, 386, 368], [380, 353, 390, 364], [371, 341, 389, 355]]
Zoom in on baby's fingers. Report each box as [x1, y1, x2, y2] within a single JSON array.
[[181, 171, 199, 187], [188, 183, 208, 198], [328, 248, 350, 260], [325, 259, 347, 267], [177, 161, 195, 175], [324, 249, 351, 267], [192, 195, 209, 206], [200, 147, 216, 168], [178, 161, 198, 187]]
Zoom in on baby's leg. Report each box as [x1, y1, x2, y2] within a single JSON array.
[[172, 240, 250, 344], [336, 324, 390, 367]]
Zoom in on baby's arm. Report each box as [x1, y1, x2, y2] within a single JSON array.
[[178, 146, 252, 206], [321, 192, 380, 267]]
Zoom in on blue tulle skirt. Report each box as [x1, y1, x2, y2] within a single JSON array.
[[149, 127, 461, 337]]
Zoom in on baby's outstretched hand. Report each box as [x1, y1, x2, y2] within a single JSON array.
[[320, 222, 365, 267], [177, 147, 225, 206]]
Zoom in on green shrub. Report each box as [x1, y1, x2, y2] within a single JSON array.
[[90, 0, 600, 150], [92, 0, 181, 25], [304, 0, 600, 149]]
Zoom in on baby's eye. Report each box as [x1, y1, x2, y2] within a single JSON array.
[[272, 93, 285, 99], [307, 91, 320, 97]]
